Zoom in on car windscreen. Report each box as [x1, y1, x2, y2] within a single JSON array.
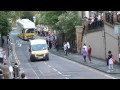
[[31, 44, 47, 51]]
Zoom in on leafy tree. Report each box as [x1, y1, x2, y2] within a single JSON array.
[[36, 11, 63, 29], [22, 11, 34, 21], [0, 11, 12, 36], [57, 11, 81, 41]]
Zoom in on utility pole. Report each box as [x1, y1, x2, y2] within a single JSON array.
[[104, 28, 107, 61]]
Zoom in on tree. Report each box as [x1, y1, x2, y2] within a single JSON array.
[[36, 11, 63, 29], [57, 11, 81, 41], [0, 11, 12, 36], [56, 11, 81, 51], [22, 11, 34, 21]]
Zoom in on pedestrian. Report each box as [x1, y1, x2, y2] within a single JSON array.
[[49, 40, 52, 49], [13, 63, 20, 79], [107, 51, 114, 72], [1, 37, 4, 47], [64, 42, 68, 56], [88, 45, 92, 62], [20, 73, 27, 79], [1, 63, 9, 79], [7, 34, 9, 44], [82, 48, 87, 62], [0, 67, 4, 79], [83, 44, 87, 53], [0, 47, 4, 64], [55, 41, 59, 51], [67, 42, 70, 54]]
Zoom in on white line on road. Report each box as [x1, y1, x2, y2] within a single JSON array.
[[44, 62, 47, 64], [62, 75, 71, 76], [52, 68, 57, 71], [28, 64, 39, 79], [51, 53, 117, 79], [39, 70, 43, 74], [58, 71, 62, 75], [48, 65, 51, 68], [65, 77, 69, 79]]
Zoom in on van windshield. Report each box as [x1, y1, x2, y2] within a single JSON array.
[[26, 29, 35, 33], [31, 44, 47, 51]]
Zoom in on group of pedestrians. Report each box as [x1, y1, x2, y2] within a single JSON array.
[[81, 43, 115, 72], [82, 44, 92, 62]]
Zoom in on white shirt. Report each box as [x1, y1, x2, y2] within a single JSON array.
[[67, 42, 70, 49], [109, 58, 113, 64], [83, 45, 87, 52], [64, 44, 68, 50]]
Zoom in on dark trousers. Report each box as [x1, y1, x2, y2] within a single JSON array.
[[83, 56, 86, 62], [107, 59, 109, 66], [0, 58, 3, 64], [88, 55, 91, 61], [65, 50, 68, 56], [67, 48, 70, 54]]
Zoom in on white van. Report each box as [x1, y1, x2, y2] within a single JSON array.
[[29, 39, 49, 61]]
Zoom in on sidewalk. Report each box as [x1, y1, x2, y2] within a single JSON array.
[[0, 36, 16, 79], [49, 48, 120, 74]]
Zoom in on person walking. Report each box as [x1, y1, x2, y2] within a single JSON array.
[[1, 63, 9, 79], [67, 42, 70, 54], [88, 45, 92, 62], [0, 67, 3, 79], [82, 48, 87, 62], [83, 44, 87, 53], [0, 47, 5, 64], [6, 34, 9, 44], [1, 37, 4, 48], [64, 42, 68, 56], [107, 51, 114, 72], [13, 63, 20, 79]]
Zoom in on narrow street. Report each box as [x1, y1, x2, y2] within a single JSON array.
[[9, 29, 117, 79]]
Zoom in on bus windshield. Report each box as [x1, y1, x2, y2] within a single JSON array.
[[31, 44, 47, 51], [26, 29, 35, 33]]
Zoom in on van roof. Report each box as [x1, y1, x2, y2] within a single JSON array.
[[30, 39, 46, 45]]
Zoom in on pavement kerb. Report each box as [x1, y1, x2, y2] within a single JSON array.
[[49, 50, 120, 74]]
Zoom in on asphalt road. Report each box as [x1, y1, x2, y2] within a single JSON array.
[[9, 29, 117, 79]]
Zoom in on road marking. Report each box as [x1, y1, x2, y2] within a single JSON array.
[[52, 68, 57, 71], [62, 75, 71, 76], [44, 62, 47, 64], [58, 71, 62, 75], [65, 77, 69, 79], [39, 70, 43, 74], [10, 36, 20, 65], [48, 65, 51, 68], [28, 64, 39, 79], [51, 53, 117, 79]]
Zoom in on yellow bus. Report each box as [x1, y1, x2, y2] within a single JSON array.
[[16, 19, 36, 40]]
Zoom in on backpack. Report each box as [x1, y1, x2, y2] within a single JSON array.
[[112, 55, 115, 62]]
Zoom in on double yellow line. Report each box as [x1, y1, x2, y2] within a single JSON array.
[[9, 36, 20, 65]]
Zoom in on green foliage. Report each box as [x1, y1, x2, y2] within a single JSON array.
[[0, 11, 12, 36], [22, 11, 34, 21], [37, 11, 63, 29], [36, 11, 81, 41], [57, 11, 81, 40]]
